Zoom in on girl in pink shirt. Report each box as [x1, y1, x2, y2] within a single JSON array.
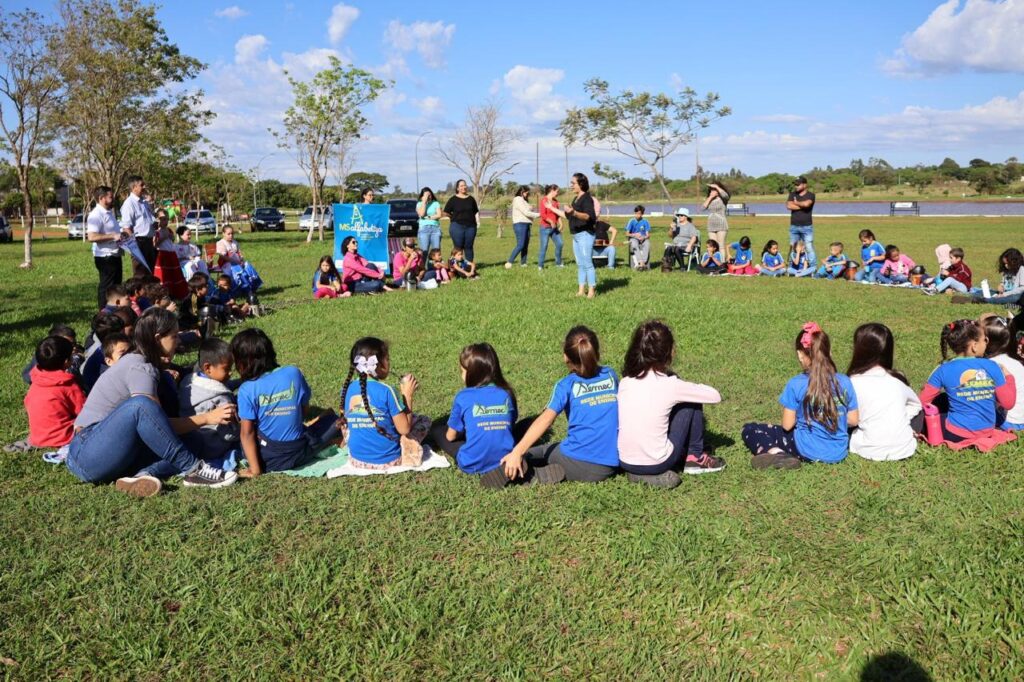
[[617, 320, 726, 488], [878, 245, 916, 285], [340, 236, 391, 294]]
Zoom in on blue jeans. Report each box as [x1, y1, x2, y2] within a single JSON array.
[[572, 231, 596, 287], [878, 273, 909, 284], [507, 222, 531, 264], [760, 268, 786, 277], [449, 222, 477, 262], [538, 227, 563, 267], [417, 224, 441, 253], [856, 268, 882, 283], [67, 395, 199, 483], [788, 266, 814, 277], [973, 290, 1022, 304], [814, 264, 844, 279], [789, 225, 816, 266], [352, 278, 384, 294], [595, 244, 616, 268], [936, 277, 969, 294]]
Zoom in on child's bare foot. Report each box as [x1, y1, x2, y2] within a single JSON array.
[[587, 288, 596, 299], [577, 287, 586, 297]]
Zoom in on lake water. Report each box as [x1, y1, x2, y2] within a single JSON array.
[[600, 201, 1024, 217]]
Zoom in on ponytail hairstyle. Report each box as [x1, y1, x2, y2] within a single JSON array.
[[795, 322, 843, 433], [762, 239, 778, 258], [318, 255, 340, 279], [133, 307, 179, 368], [847, 322, 909, 386], [979, 314, 1019, 361], [229, 328, 279, 381], [940, 319, 983, 360], [623, 319, 675, 379], [338, 336, 397, 441], [998, 247, 1023, 276], [459, 343, 517, 412], [564, 326, 601, 379]]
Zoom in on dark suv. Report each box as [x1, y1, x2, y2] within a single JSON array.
[[250, 207, 286, 232], [386, 199, 418, 238]]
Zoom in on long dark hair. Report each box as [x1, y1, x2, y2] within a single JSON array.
[[998, 248, 1023, 275], [230, 328, 279, 381], [460, 343, 517, 411], [848, 322, 909, 385], [564, 326, 601, 379], [516, 185, 530, 199], [795, 324, 843, 433], [762, 239, 778, 258], [340, 236, 358, 257], [338, 336, 397, 441], [133, 307, 178, 367], [623, 320, 674, 379], [980, 315, 1020, 361], [419, 187, 437, 204], [318, 255, 339, 279], [571, 172, 590, 193], [707, 181, 730, 196], [940, 319, 983, 360]]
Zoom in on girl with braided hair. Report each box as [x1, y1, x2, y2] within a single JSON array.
[[340, 337, 422, 469]]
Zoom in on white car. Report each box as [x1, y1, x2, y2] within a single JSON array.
[[183, 209, 217, 235], [67, 213, 86, 240], [299, 206, 333, 231]]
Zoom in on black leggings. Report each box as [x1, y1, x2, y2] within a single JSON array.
[[741, 423, 800, 457], [620, 403, 705, 475], [429, 418, 532, 460], [525, 442, 616, 482]]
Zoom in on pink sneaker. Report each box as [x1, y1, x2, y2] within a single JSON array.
[[683, 452, 726, 475]]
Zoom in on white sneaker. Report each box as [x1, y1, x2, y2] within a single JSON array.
[[115, 475, 162, 498], [504, 262, 513, 270]]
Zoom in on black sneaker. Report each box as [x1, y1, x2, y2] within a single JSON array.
[[115, 475, 162, 498], [626, 471, 681, 489], [683, 452, 726, 475], [751, 452, 803, 470], [182, 463, 238, 489], [527, 463, 565, 485], [480, 466, 511, 489]]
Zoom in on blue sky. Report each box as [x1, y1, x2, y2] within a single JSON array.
[[18, 0, 1024, 189]]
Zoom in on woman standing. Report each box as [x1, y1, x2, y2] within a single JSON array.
[[563, 172, 598, 298], [442, 179, 480, 264], [506, 186, 540, 269], [152, 208, 189, 299], [416, 187, 443, 252], [537, 184, 565, 269], [703, 181, 730, 253], [361, 187, 376, 204]]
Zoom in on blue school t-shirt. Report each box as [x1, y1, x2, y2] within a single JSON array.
[[701, 251, 723, 267], [779, 372, 858, 463], [791, 252, 808, 269], [626, 218, 650, 238], [547, 366, 619, 467], [861, 241, 885, 270], [730, 243, 752, 266], [448, 385, 517, 474], [763, 252, 784, 269], [343, 378, 404, 463], [926, 357, 1005, 432], [237, 366, 311, 442]]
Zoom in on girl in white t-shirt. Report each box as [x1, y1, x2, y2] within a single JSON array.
[[847, 323, 921, 461], [980, 314, 1024, 430]]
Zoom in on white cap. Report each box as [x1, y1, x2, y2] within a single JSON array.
[[675, 207, 690, 217]]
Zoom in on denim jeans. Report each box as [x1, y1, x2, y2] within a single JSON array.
[[788, 266, 814, 277], [936, 277, 969, 294], [594, 245, 616, 268], [855, 268, 882, 283], [572, 231, 596, 287], [66, 395, 199, 483], [789, 224, 816, 266], [352, 278, 384, 294], [974, 290, 1022, 304], [417, 224, 441, 253], [507, 222, 531, 264], [538, 227, 564, 267], [449, 222, 477, 262], [878, 273, 909, 285], [760, 268, 786, 277]]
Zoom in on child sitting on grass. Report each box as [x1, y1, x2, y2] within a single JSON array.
[[727, 236, 756, 275], [101, 284, 131, 313], [312, 255, 348, 299], [814, 242, 848, 279], [855, 230, 886, 283], [978, 314, 1024, 431], [423, 248, 451, 283], [924, 247, 973, 296], [449, 247, 478, 279], [22, 336, 86, 455], [758, 240, 786, 276], [618, 320, 726, 488], [21, 323, 83, 386], [696, 239, 725, 275], [788, 241, 813, 277], [742, 322, 859, 469], [878, 244, 916, 285], [179, 338, 241, 467], [209, 273, 250, 320]]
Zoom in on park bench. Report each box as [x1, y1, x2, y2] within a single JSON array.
[[889, 201, 920, 216], [726, 202, 749, 216]]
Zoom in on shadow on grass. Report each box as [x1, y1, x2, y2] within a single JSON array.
[[861, 652, 932, 682], [706, 430, 736, 452], [596, 278, 630, 295]]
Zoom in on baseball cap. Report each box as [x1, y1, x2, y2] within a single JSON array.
[[795, 176, 808, 185]]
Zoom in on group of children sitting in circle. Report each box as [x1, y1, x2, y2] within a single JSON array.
[[13, 296, 1024, 493]]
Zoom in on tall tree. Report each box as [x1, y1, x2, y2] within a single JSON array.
[[559, 78, 730, 203], [273, 57, 386, 242], [55, 0, 210, 196], [0, 9, 63, 268], [437, 103, 519, 201]]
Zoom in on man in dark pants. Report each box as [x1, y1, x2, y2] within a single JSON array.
[[87, 185, 126, 309], [119, 175, 156, 277]]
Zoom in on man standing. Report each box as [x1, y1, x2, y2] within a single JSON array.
[[786, 176, 816, 266], [87, 185, 126, 309], [119, 175, 156, 276]]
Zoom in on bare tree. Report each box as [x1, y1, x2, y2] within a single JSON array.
[[437, 103, 519, 201], [333, 132, 357, 204], [0, 9, 63, 268]]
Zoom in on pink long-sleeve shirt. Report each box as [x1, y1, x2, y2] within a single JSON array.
[[617, 371, 721, 467], [881, 254, 916, 277], [342, 252, 383, 285]]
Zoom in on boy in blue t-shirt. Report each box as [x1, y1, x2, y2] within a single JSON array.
[[446, 384, 517, 474], [855, 230, 886, 283], [344, 378, 405, 465], [625, 205, 652, 270], [814, 242, 848, 279]]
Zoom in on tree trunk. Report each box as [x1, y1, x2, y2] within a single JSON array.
[[653, 167, 673, 205], [19, 172, 33, 268]]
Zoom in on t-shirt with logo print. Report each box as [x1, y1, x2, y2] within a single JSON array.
[[344, 378, 405, 464], [447, 384, 517, 474], [926, 356, 1006, 432], [546, 366, 619, 467], [237, 366, 311, 442]]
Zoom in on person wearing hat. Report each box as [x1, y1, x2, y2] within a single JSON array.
[[661, 208, 700, 272], [702, 182, 730, 256], [392, 237, 424, 289], [786, 176, 817, 266]]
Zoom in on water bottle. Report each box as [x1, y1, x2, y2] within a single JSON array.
[[981, 279, 991, 299], [923, 403, 943, 446]]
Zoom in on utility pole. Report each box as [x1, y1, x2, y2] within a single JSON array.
[[415, 131, 433, 191], [535, 142, 539, 188], [695, 135, 702, 196], [564, 145, 569, 188]]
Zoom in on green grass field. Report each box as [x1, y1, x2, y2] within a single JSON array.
[[2, 216, 1024, 680]]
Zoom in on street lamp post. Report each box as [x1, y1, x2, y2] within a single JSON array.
[[248, 153, 274, 232], [415, 131, 433, 191]]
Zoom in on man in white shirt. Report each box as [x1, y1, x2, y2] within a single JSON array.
[[87, 185, 127, 309], [119, 174, 156, 276]]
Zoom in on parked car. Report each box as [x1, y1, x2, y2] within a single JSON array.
[[386, 199, 418, 239], [299, 205, 333, 232], [0, 216, 12, 243], [250, 207, 286, 232], [183, 209, 217, 235], [66, 213, 86, 240]]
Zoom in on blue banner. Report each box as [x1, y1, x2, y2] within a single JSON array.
[[333, 204, 392, 275]]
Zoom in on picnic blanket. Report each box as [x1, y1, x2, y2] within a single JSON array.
[[326, 444, 450, 478]]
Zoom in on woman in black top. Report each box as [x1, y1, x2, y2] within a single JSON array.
[[442, 179, 480, 263], [563, 172, 598, 298]]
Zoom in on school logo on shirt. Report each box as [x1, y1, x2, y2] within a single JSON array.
[[472, 403, 509, 417], [258, 382, 296, 407], [572, 377, 615, 398], [958, 369, 993, 388]]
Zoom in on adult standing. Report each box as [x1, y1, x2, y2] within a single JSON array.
[[787, 176, 816, 266], [703, 181, 730, 254], [442, 179, 480, 264], [66, 308, 238, 496], [537, 184, 565, 269], [563, 172, 598, 299], [361, 187, 376, 204], [119, 175, 157, 277], [506, 185, 540, 269], [86, 185, 125, 310], [416, 187, 443, 252]]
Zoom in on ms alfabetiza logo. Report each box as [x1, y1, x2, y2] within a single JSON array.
[[572, 377, 615, 398], [258, 382, 296, 407], [473, 403, 509, 418]]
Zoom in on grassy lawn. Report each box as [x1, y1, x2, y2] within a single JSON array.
[[2, 215, 1023, 679]]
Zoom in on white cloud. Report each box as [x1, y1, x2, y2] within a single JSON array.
[[281, 48, 345, 77], [215, 5, 248, 20], [499, 65, 570, 123], [415, 96, 443, 117], [884, 0, 1024, 75], [751, 114, 811, 124], [234, 34, 268, 64], [327, 4, 359, 45], [384, 20, 456, 69]]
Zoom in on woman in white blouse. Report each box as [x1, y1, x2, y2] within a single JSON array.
[[505, 185, 540, 269]]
